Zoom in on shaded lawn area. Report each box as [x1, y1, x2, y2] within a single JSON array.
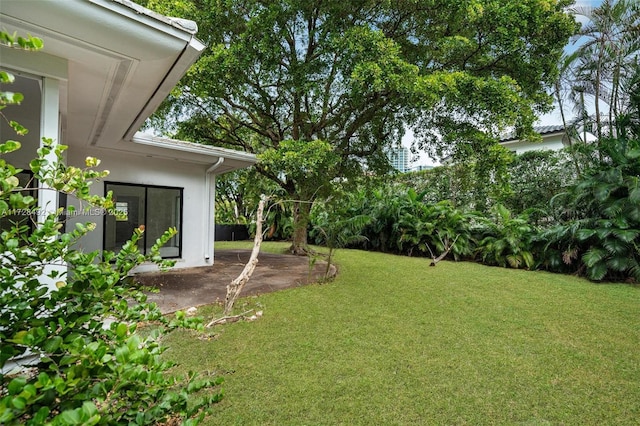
[[164, 242, 640, 425]]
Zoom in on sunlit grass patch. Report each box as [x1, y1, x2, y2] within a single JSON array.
[[165, 242, 640, 425]]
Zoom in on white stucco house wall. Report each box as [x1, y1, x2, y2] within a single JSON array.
[[499, 124, 569, 155], [0, 0, 256, 273]]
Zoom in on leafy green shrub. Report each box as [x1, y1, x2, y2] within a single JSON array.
[[310, 195, 371, 279], [476, 204, 536, 269], [311, 186, 477, 261], [1, 146, 223, 426], [395, 164, 476, 210], [536, 137, 640, 281], [396, 199, 478, 260], [502, 149, 576, 223], [260, 199, 295, 240]]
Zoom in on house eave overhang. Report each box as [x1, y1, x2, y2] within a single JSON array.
[[123, 36, 206, 141], [129, 132, 257, 174], [0, 1, 252, 173], [0, 0, 205, 148], [500, 130, 566, 145]]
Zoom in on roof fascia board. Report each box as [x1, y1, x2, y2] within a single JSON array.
[[89, 0, 195, 42], [123, 37, 206, 140]]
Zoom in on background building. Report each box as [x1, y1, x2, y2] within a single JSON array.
[[388, 147, 410, 172]]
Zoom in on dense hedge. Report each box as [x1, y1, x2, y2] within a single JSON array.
[[310, 139, 640, 282]]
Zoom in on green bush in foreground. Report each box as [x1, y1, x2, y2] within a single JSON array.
[[1, 35, 221, 425]]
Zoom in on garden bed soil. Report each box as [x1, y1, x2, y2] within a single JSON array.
[[134, 249, 335, 313]]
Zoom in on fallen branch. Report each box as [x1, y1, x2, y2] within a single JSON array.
[[204, 194, 270, 330], [426, 234, 460, 266], [206, 309, 254, 327], [206, 195, 268, 328]]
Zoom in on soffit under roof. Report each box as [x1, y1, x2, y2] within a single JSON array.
[[0, 0, 200, 148], [1, 1, 255, 172]]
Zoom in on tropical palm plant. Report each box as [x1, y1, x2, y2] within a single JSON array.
[[477, 204, 536, 269], [311, 209, 371, 279], [393, 195, 477, 261], [537, 137, 640, 280], [361, 188, 402, 253], [567, 0, 640, 141]]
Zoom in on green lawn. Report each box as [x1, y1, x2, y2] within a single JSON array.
[[164, 242, 640, 425]]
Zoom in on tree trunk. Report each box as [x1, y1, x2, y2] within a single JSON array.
[[290, 199, 311, 255], [594, 41, 604, 143], [223, 195, 267, 316]]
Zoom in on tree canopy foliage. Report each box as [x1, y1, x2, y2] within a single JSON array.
[[142, 0, 576, 252]]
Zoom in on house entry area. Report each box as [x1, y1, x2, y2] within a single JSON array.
[[104, 182, 182, 258]]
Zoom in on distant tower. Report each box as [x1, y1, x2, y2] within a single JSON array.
[[388, 147, 410, 172]]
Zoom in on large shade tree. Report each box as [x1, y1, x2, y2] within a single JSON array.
[[141, 0, 576, 253]]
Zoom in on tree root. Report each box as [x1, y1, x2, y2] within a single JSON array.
[[289, 244, 314, 256]]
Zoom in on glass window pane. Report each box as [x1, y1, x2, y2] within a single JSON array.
[[104, 184, 145, 253], [0, 74, 41, 167], [104, 183, 182, 258], [146, 187, 181, 258]]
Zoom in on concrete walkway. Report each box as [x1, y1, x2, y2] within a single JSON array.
[[134, 249, 334, 313]]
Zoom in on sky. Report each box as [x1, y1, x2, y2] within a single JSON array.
[[538, 0, 604, 126], [574, 0, 604, 6], [407, 0, 605, 167]]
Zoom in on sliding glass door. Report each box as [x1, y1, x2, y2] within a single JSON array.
[[104, 183, 182, 258]]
